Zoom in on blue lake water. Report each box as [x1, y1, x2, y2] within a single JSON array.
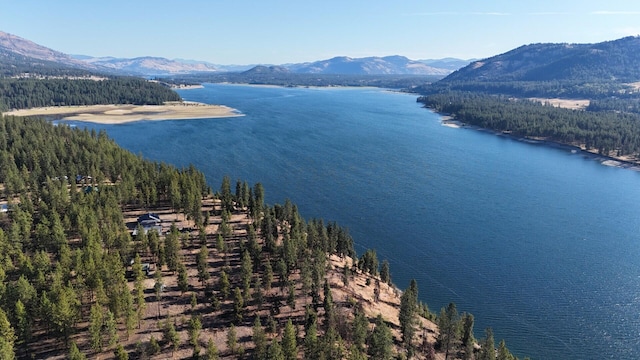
[[66, 84, 640, 359]]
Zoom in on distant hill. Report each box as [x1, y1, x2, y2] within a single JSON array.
[[418, 58, 474, 72], [0, 31, 98, 77], [440, 36, 640, 83], [74, 55, 220, 76], [0, 31, 92, 70], [241, 65, 290, 75], [287, 55, 451, 75]]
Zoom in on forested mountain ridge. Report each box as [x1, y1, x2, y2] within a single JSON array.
[[414, 36, 640, 99], [440, 36, 640, 83], [414, 36, 640, 164]]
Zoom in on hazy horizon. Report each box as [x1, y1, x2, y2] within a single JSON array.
[[3, 0, 640, 64]]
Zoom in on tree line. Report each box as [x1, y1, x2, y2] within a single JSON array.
[[414, 80, 636, 99], [0, 77, 181, 111], [418, 91, 640, 158]]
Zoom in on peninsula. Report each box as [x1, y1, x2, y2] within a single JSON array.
[[3, 101, 242, 124]]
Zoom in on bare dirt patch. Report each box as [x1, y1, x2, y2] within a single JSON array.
[[529, 97, 590, 110]]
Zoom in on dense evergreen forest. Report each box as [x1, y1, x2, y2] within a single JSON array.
[[418, 92, 640, 158], [414, 80, 635, 99], [0, 114, 522, 359], [160, 72, 441, 90], [0, 77, 181, 111]]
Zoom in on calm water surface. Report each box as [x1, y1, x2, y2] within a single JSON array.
[[67, 84, 640, 359]]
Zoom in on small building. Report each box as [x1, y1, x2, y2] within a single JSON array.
[[137, 213, 161, 225]]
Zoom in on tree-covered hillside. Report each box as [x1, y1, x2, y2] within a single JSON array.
[[0, 115, 522, 359], [440, 36, 640, 84], [419, 92, 640, 159], [414, 36, 640, 99]]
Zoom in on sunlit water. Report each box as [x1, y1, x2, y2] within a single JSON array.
[[65, 84, 640, 359]]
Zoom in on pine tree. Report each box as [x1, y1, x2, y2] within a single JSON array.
[[154, 269, 164, 319], [219, 269, 230, 299], [197, 243, 210, 287], [438, 302, 460, 360], [206, 338, 219, 360], [479, 328, 496, 360], [0, 308, 16, 360], [380, 260, 391, 284], [163, 320, 179, 356], [68, 341, 86, 360], [304, 320, 319, 360], [461, 313, 475, 360], [105, 310, 118, 349], [233, 287, 244, 324], [367, 315, 393, 360], [132, 255, 146, 328], [226, 324, 237, 354], [253, 316, 267, 360], [89, 303, 104, 353], [497, 339, 514, 360], [267, 339, 285, 360], [399, 279, 418, 349], [352, 309, 368, 352], [282, 319, 297, 360], [114, 344, 128, 360], [14, 299, 30, 347], [189, 315, 202, 355], [177, 260, 189, 293]]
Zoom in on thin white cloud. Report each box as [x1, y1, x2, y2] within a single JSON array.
[[592, 11, 640, 15], [528, 12, 571, 16], [470, 12, 510, 16], [406, 12, 510, 16]]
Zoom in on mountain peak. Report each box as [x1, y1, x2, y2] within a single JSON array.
[[0, 31, 89, 68]]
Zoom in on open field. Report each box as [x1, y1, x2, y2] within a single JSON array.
[[528, 97, 590, 110]]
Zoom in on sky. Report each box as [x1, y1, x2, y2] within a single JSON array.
[[2, 0, 640, 65]]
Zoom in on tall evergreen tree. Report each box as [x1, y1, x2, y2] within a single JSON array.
[[282, 319, 297, 360], [399, 279, 419, 348], [253, 316, 267, 360], [479, 328, 496, 360], [438, 302, 460, 360], [367, 315, 393, 360]]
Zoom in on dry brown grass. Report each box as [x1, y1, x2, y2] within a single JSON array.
[[528, 97, 590, 110]]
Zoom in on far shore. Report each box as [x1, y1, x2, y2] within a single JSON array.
[[435, 111, 640, 170], [3, 101, 243, 124]]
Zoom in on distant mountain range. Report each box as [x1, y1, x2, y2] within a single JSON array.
[[0, 30, 469, 77], [70, 55, 220, 75], [284, 55, 453, 75]]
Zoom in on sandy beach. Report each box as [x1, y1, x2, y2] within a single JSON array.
[[3, 101, 243, 124]]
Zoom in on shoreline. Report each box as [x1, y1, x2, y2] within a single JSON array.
[[437, 111, 640, 171], [3, 102, 243, 124], [169, 84, 204, 90]]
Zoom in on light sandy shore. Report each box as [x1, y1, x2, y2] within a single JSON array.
[[3, 102, 243, 124]]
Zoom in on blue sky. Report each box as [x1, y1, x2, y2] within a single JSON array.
[[2, 0, 640, 64]]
